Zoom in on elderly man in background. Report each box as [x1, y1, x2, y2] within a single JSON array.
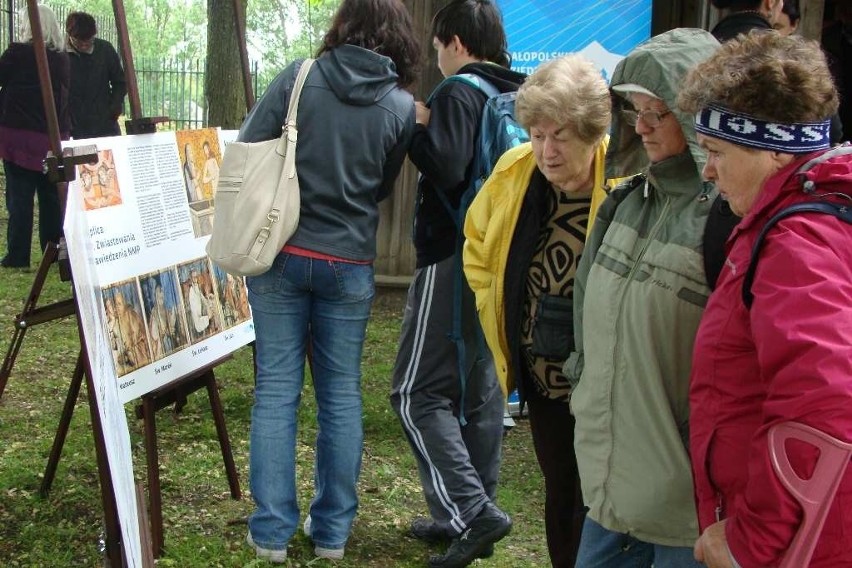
[[66, 11, 126, 139]]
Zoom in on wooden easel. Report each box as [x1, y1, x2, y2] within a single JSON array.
[[0, 2, 140, 565], [133, 361, 242, 555], [0, 0, 258, 563]]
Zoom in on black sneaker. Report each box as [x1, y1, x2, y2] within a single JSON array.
[[411, 518, 494, 558], [410, 518, 453, 544], [428, 503, 511, 568]]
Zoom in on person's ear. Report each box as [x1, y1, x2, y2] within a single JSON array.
[[764, 0, 783, 23], [769, 151, 796, 172], [450, 35, 469, 57]]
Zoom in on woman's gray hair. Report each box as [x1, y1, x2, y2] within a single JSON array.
[[19, 5, 65, 51], [516, 54, 611, 145]]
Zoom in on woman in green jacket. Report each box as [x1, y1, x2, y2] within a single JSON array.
[[567, 28, 719, 567]]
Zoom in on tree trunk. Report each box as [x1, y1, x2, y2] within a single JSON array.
[[405, 0, 450, 99], [206, 0, 249, 129]]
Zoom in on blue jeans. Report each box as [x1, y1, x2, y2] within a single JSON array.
[[246, 253, 374, 552], [3, 160, 61, 267], [576, 517, 703, 568]]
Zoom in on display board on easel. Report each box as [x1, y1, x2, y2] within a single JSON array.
[[63, 128, 252, 405], [62, 127, 250, 566]]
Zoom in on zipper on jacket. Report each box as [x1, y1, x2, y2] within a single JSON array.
[[602, 190, 671, 504], [715, 493, 725, 522], [625, 195, 671, 282]]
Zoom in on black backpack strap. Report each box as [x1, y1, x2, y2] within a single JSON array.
[[742, 201, 852, 309]]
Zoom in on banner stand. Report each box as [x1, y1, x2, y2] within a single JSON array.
[[0, 0, 259, 563]]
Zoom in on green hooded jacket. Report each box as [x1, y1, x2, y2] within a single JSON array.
[[565, 28, 720, 546]]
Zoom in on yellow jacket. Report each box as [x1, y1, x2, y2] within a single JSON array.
[[462, 140, 616, 397]]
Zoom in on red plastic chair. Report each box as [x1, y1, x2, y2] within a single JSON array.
[[769, 422, 852, 568]]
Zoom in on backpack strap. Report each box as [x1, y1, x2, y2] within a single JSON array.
[[426, 73, 499, 425], [435, 73, 500, 99], [430, 73, 499, 229], [742, 201, 852, 309], [704, 195, 740, 290]]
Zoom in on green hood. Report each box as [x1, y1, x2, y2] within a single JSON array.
[[606, 28, 719, 179]]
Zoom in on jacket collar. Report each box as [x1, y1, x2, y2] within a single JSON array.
[[646, 151, 707, 199], [731, 147, 852, 238]]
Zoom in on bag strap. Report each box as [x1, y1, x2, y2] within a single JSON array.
[[284, 58, 315, 129], [742, 201, 852, 309]]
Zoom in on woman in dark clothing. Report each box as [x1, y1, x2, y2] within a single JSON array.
[[0, 5, 70, 268]]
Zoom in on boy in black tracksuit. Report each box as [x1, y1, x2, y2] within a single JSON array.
[[389, 2, 525, 567]]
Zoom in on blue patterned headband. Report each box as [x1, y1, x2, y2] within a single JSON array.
[[694, 104, 831, 153]]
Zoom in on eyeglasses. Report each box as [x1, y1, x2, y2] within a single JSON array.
[[620, 108, 673, 128]]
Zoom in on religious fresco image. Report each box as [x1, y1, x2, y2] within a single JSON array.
[[102, 279, 152, 377], [139, 268, 190, 361], [78, 149, 123, 211], [177, 257, 222, 344], [211, 263, 251, 329], [176, 128, 221, 238]]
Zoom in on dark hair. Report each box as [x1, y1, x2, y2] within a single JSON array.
[[782, 0, 800, 24], [66, 11, 97, 40], [317, 0, 420, 88], [431, 0, 510, 67], [710, 0, 762, 9]]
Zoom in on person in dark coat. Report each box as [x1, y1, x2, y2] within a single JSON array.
[[65, 11, 126, 139], [822, 0, 852, 143], [0, 5, 70, 268], [710, 0, 781, 42], [774, 0, 800, 35]]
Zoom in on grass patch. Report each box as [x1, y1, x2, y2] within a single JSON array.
[[0, 180, 546, 566]]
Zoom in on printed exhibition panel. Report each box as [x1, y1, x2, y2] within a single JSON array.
[[498, 0, 652, 80], [63, 127, 246, 566], [63, 128, 252, 406]]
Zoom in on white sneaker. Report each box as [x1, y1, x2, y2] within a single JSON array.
[[303, 515, 345, 560], [246, 532, 287, 563], [315, 545, 345, 560]]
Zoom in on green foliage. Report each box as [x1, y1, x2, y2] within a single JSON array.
[[246, 0, 340, 93]]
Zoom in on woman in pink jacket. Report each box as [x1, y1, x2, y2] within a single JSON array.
[[679, 31, 852, 567]]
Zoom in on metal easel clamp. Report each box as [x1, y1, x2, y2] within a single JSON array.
[[124, 116, 171, 135]]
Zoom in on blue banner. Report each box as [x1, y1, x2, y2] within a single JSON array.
[[497, 0, 652, 82]]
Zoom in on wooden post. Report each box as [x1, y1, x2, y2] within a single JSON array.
[[800, 0, 826, 41]]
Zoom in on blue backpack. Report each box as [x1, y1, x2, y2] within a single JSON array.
[[426, 73, 528, 424], [430, 73, 529, 227]]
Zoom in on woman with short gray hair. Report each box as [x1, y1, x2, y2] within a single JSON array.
[[464, 54, 623, 567]]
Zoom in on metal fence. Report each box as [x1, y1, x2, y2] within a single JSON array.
[[1, 3, 260, 131], [135, 56, 259, 131]]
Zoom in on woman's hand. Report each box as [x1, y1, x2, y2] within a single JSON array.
[[695, 520, 734, 568]]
